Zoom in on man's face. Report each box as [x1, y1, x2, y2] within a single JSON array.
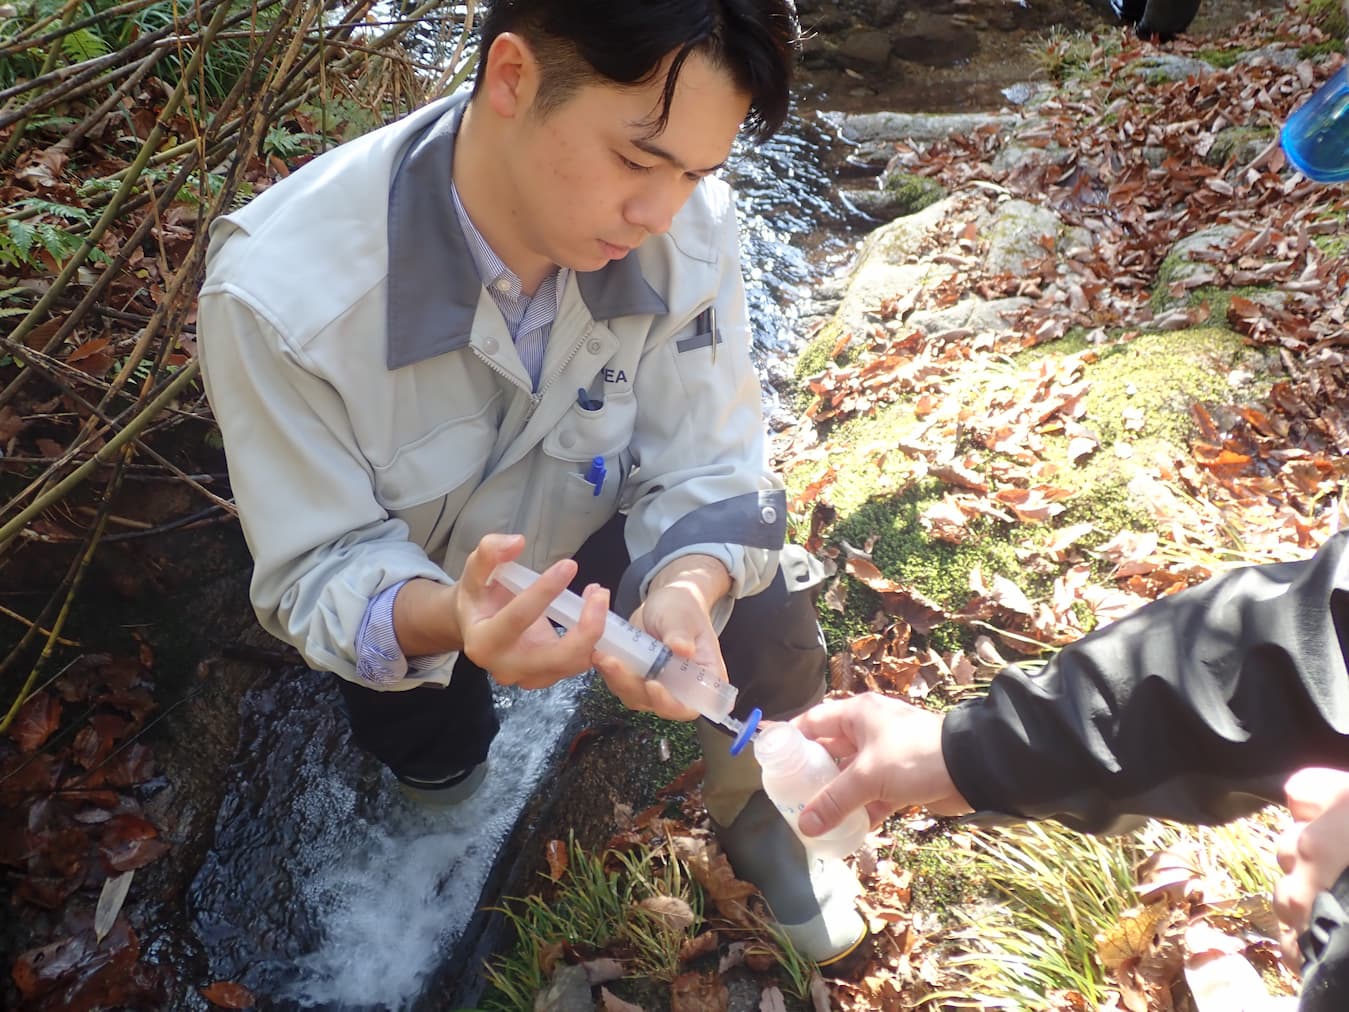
[[505, 52, 751, 274]]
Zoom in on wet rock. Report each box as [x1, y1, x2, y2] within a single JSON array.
[[841, 171, 948, 222], [838, 28, 893, 72], [890, 10, 980, 66]]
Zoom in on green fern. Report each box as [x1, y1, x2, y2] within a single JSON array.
[[6, 219, 37, 259], [14, 198, 93, 225], [61, 26, 109, 62]]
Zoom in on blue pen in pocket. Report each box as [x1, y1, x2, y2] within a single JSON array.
[[584, 456, 606, 496]]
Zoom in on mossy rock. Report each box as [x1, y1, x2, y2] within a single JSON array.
[[789, 325, 1260, 655], [878, 170, 949, 216]]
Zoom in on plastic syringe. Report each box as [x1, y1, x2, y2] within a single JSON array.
[[489, 559, 761, 754]]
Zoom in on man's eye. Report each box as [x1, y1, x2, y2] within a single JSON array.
[[619, 154, 653, 173]]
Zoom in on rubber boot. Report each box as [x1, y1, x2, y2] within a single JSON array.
[[397, 760, 489, 809], [697, 720, 867, 965]]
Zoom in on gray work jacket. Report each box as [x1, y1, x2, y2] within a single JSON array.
[[198, 94, 786, 689]]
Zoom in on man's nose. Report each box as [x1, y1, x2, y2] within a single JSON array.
[[624, 183, 685, 237]]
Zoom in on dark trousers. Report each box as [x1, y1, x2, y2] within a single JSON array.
[[337, 515, 828, 785]]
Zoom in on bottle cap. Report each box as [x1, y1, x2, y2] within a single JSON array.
[[729, 707, 761, 756]]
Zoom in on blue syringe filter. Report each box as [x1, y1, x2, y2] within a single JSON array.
[[729, 707, 762, 756], [1281, 66, 1349, 184]]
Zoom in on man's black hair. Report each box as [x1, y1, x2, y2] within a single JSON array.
[[472, 0, 799, 143]]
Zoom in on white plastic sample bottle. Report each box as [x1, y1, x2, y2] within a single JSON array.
[[754, 722, 871, 861]]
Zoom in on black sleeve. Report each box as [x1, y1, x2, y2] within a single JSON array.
[[941, 530, 1349, 833], [1300, 868, 1349, 1012]]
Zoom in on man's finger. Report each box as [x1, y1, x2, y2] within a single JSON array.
[[1284, 766, 1349, 821], [799, 768, 866, 838]]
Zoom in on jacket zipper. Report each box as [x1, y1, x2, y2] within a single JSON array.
[[523, 321, 594, 425]]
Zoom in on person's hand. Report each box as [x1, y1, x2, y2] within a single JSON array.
[[1274, 766, 1349, 970], [592, 554, 730, 721], [454, 533, 609, 689], [790, 692, 971, 838]]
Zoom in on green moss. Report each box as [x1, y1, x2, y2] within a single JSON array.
[[1194, 47, 1248, 68], [1205, 125, 1275, 167], [880, 172, 947, 217], [795, 319, 850, 381], [889, 823, 989, 918], [1298, 38, 1344, 59], [818, 484, 1032, 655], [1301, 0, 1349, 41], [1074, 328, 1244, 449], [589, 685, 702, 794]]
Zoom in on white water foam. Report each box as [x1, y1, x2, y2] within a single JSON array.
[[279, 677, 586, 1009]]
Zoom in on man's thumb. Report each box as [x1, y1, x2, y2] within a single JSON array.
[[799, 777, 860, 837]]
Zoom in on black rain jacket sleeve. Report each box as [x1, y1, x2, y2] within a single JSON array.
[[941, 529, 1349, 1012], [942, 529, 1349, 831]]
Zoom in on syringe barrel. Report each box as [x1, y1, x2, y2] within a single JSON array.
[[489, 560, 668, 677], [488, 559, 738, 720], [650, 654, 738, 723]]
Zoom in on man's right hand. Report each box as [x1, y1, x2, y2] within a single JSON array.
[[790, 692, 972, 837], [393, 533, 609, 689], [1274, 766, 1349, 970]]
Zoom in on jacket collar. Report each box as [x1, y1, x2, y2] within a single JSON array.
[[385, 94, 668, 370]]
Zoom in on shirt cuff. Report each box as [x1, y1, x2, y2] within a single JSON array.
[[355, 581, 454, 686]]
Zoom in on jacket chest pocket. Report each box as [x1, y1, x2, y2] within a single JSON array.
[[531, 391, 638, 559], [371, 409, 496, 555]]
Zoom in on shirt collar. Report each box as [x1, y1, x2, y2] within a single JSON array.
[[385, 94, 667, 371]]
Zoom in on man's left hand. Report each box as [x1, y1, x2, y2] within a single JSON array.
[[592, 554, 731, 721]]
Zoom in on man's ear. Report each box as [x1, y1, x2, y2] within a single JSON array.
[[480, 32, 539, 120]]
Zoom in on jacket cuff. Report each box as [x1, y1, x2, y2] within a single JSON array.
[[616, 488, 786, 616]]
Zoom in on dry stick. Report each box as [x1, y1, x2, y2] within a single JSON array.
[[430, 0, 476, 97], [51, 50, 165, 155], [0, 446, 132, 733], [0, 604, 80, 648], [0, 0, 236, 403], [0, 358, 201, 550], [0, 329, 232, 517], [5, 0, 166, 48], [0, 13, 196, 129], [0, 149, 204, 414], [0, 0, 83, 162], [0, 0, 318, 527], [1, 1, 445, 523], [0, 0, 286, 138]]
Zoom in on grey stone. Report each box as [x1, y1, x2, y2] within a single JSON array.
[[1202, 126, 1276, 170], [838, 28, 893, 72], [983, 199, 1064, 277], [1236, 45, 1300, 69], [908, 296, 1034, 337], [837, 110, 1018, 147], [1152, 224, 1246, 310], [533, 964, 593, 1012], [991, 140, 1074, 175], [890, 11, 979, 65], [1127, 54, 1214, 83]]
